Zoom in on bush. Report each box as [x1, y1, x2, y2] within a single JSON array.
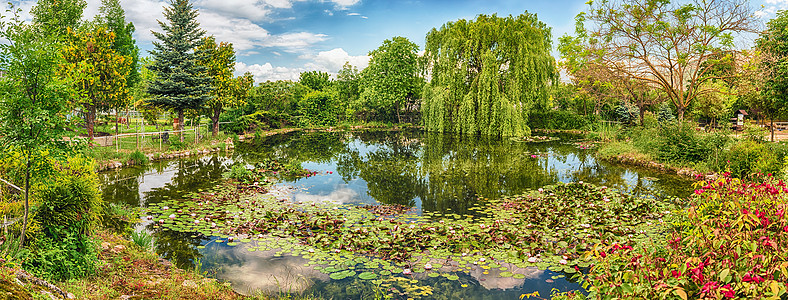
[[168, 140, 187, 151], [222, 164, 254, 183], [224, 110, 292, 134], [719, 141, 788, 178], [25, 155, 102, 280], [528, 110, 598, 130], [24, 231, 97, 281], [582, 175, 788, 299], [126, 150, 149, 166], [299, 91, 340, 127], [656, 121, 711, 164]]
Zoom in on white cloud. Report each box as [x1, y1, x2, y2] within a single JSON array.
[[303, 48, 369, 72], [195, 0, 271, 21], [759, 0, 788, 18], [330, 0, 360, 9], [235, 61, 304, 82], [346, 12, 360, 16], [266, 32, 329, 52], [197, 11, 271, 53], [236, 48, 368, 83]]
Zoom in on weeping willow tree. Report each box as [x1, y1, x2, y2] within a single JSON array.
[[422, 13, 555, 137]]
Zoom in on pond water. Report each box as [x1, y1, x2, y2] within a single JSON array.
[[99, 129, 693, 299]]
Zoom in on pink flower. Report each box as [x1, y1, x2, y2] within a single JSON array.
[[720, 284, 735, 298]]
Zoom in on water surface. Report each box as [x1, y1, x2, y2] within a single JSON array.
[[100, 129, 692, 298]]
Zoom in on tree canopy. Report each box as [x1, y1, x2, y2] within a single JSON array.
[[361, 36, 421, 123], [421, 12, 555, 137], [62, 24, 131, 141], [574, 0, 755, 120], [756, 10, 788, 140]]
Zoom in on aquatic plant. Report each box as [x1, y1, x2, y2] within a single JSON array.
[[143, 179, 678, 296]]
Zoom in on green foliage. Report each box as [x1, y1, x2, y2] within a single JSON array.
[[334, 62, 362, 119], [298, 91, 340, 127], [33, 155, 102, 237], [25, 155, 101, 281], [98, 0, 140, 89], [528, 110, 597, 131], [126, 150, 149, 166], [360, 36, 421, 123], [147, 0, 211, 132], [224, 110, 291, 134], [718, 141, 788, 179], [30, 0, 86, 39], [131, 230, 153, 249], [0, 5, 77, 247], [422, 12, 555, 137], [222, 164, 254, 182], [756, 10, 788, 125], [655, 122, 711, 164], [299, 71, 331, 92], [742, 123, 767, 143], [168, 140, 188, 151], [24, 230, 98, 281], [62, 23, 132, 140]]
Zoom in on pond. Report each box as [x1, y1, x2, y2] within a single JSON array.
[[99, 129, 693, 299]]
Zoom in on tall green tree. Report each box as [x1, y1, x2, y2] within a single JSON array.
[[0, 7, 75, 247], [334, 62, 361, 120], [30, 0, 86, 39], [299, 71, 331, 91], [62, 24, 131, 141], [99, 0, 140, 92], [196, 36, 235, 136], [361, 36, 421, 123], [422, 13, 555, 137], [757, 10, 788, 141], [147, 0, 212, 140]]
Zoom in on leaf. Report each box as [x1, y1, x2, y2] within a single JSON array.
[[674, 288, 688, 300]]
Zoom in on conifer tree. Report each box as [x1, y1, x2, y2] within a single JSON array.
[[147, 0, 211, 140]]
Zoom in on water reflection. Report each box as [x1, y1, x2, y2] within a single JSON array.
[[100, 129, 693, 297]]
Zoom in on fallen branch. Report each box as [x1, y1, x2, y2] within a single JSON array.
[[15, 270, 73, 299]]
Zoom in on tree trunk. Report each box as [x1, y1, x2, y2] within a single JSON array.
[[677, 106, 685, 121], [178, 109, 185, 142], [639, 106, 646, 127], [211, 107, 220, 137], [115, 110, 119, 136], [771, 119, 775, 142], [86, 105, 96, 142], [19, 158, 30, 250], [396, 101, 402, 124]]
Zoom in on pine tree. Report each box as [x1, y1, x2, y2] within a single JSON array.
[[147, 0, 212, 140]]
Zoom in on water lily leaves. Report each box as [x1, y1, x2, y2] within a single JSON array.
[[512, 273, 526, 279], [358, 272, 377, 280], [500, 272, 513, 278], [446, 275, 459, 281]]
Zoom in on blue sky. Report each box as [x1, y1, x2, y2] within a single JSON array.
[[4, 0, 788, 83]]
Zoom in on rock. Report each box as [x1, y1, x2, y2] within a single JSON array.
[[101, 242, 111, 250], [181, 280, 198, 289], [112, 245, 126, 253], [120, 295, 135, 300], [158, 258, 173, 269]]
